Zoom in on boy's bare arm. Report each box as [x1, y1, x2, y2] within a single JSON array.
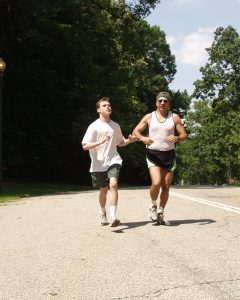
[[82, 135, 110, 151]]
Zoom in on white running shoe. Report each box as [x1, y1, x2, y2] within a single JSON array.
[[100, 213, 108, 225], [148, 205, 157, 222]]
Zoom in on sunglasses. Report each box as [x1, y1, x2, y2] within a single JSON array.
[[157, 99, 168, 103]]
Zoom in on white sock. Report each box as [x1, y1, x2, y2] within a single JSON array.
[[100, 207, 106, 215], [151, 200, 157, 207], [109, 206, 117, 220], [158, 207, 164, 213]]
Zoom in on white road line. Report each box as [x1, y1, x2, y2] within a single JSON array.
[[170, 191, 240, 214]]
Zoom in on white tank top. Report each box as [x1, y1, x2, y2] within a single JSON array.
[[148, 111, 175, 151]]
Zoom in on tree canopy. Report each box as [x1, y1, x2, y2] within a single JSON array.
[[177, 26, 240, 185], [3, 1, 239, 186], [2, 0, 190, 184]]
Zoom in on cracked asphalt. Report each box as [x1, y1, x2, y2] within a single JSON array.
[[0, 186, 240, 299]]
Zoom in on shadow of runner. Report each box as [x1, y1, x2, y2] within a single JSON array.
[[111, 221, 149, 233], [111, 219, 216, 232], [167, 219, 216, 226]]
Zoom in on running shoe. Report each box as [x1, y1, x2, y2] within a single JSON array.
[[157, 212, 166, 225], [148, 205, 158, 222], [109, 218, 121, 227], [100, 213, 108, 226]]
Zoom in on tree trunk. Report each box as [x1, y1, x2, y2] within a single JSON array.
[[0, 0, 11, 56]]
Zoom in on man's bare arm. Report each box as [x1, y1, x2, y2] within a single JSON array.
[[168, 114, 187, 143], [132, 114, 153, 146]]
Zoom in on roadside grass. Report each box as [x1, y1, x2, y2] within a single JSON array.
[[0, 182, 91, 204]]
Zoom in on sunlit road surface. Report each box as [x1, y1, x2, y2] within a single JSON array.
[[0, 186, 240, 299]]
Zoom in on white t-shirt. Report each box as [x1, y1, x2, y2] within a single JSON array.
[[82, 119, 124, 172]]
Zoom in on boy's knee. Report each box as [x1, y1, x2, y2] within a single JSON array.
[[109, 178, 118, 190], [100, 187, 108, 195], [151, 182, 161, 190]]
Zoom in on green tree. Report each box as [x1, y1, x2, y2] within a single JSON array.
[[178, 26, 240, 185], [3, 0, 179, 184]]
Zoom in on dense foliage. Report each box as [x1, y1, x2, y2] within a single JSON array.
[[1, 0, 190, 185], [176, 26, 240, 185], [4, 2, 239, 186]]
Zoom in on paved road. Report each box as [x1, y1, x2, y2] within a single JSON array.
[[0, 186, 240, 299]]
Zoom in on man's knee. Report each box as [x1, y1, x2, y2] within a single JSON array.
[[161, 183, 171, 193]]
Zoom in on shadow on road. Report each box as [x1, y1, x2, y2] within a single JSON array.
[[111, 219, 216, 232], [167, 219, 216, 226], [112, 221, 149, 233]]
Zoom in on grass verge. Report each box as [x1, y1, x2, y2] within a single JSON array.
[[0, 182, 90, 204]]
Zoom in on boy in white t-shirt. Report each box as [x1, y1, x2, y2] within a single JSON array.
[[82, 97, 137, 227]]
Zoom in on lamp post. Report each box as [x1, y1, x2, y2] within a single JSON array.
[[0, 58, 6, 192]]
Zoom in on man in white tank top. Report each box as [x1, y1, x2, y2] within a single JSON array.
[[133, 92, 187, 225]]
